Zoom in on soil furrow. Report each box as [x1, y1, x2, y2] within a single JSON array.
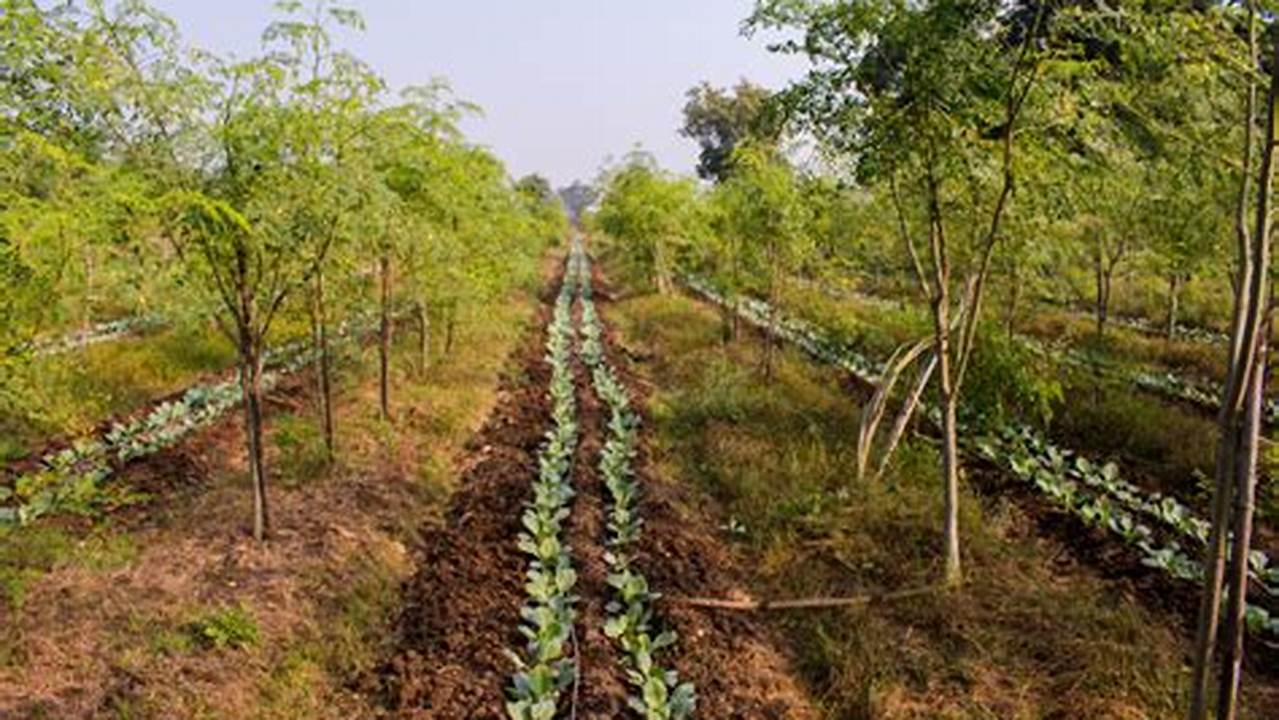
[[378, 279, 557, 719], [561, 291, 631, 716], [380, 254, 821, 717], [587, 259, 821, 719]]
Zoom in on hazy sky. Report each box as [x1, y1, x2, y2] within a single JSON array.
[[152, 1, 808, 187]]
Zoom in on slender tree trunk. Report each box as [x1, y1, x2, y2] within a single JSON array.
[[1094, 243, 1110, 339], [719, 303, 734, 344], [654, 238, 671, 295], [932, 295, 962, 587], [1006, 269, 1021, 340], [312, 271, 334, 460], [763, 265, 779, 381], [83, 246, 94, 336], [1217, 310, 1269, 720], [238, 333, 269, 541], [1189, 8, 1273, 717], [1168, 273, 1182, 341], [417, 301, 430, 377], [444, 304, 457, 356], [379, 253, 392, 421]]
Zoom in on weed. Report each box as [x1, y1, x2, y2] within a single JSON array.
[[186, 604, 260, 650]]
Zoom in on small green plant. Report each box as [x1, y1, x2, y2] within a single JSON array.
[[187, 604, 260, 650]]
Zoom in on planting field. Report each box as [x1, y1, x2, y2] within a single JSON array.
[[11, 2, 1279, 719]]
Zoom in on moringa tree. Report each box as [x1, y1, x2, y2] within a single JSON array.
[[751, 0, 1052, 586], [596, 149, 706, 295], [711, 142, 810, 376]]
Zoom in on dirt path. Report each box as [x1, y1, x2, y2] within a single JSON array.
[[381, 255, 820, 718]]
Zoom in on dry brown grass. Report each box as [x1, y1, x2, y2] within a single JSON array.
[[0, 288, 537, 719]]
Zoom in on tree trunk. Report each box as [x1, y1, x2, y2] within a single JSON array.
[[1189, 7, 1275, 717], [83, 245, 94, 336], [1006, 270, 1021, 340], [1094, 243, 1110, 339], [933, 295, 962, 588], [444, 303, 457, 356], [312, 270, 334, 460], [1168, 273, 1182, 341], [379, 253, 392, 421], [238, 336, 269, 541], [1217, 315, 1268, 720], [763, 270, 779, 381], [654, 238, 672, 295], [417, 301, 431, 377]]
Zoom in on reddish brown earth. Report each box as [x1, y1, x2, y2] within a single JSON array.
[[380, 258, 819, 718]]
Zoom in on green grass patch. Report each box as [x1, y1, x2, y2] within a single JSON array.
[[610, 283, 1197, 720], [186, 604, 260, 650]]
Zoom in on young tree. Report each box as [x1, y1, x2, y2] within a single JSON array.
[[752, 0, 1049, 586], [596, 150, 705, 294], [159, 25, 355, 540], [1147, 159, 1224, 340], [256, 0, 381, 459], [1187, 2, 1277, 717], [712, 143, 810, 376]]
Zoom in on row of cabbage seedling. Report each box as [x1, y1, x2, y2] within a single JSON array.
[[1110, 312, 1230, 346], [810, 277, 1276, 427], [505, 256, 582, 719], [1130, 369, 1279, 427], [683, 276, 1279, 640], [0, 314, 378, 528], [577, 248, 696, 718], [33, 314, 165, 357], [1016, 333, 1279, 428]]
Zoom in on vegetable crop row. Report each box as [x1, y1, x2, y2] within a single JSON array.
[[576, 246, 696, 718], [683, 276, 1279, 640], [32, 314, 165, 357], [807, 277, 1277, 426], [0, 313, 379, 527], [505, 256, 582, 719]]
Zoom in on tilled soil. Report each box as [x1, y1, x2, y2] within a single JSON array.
[[380, 257, 819, 718]]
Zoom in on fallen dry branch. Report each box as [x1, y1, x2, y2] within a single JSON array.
[[670, 585, 943, 612]]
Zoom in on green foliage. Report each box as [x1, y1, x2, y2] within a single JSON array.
[[186, 604, 260, 650], [961, 327, 1063, 428], [595, 150, 706, 293], [680, 80, 779, 183]]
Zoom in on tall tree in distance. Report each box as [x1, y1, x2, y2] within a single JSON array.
[[680, 80, 780, 183], [558, 180, 598, 224]]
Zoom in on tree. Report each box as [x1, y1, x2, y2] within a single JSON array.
[[558, 180, 598, 223], [157, 4, 366, 539], [752, 0, 1051, 586], [1147, 158, 1225, 339], [1187, 2, 1277, 717], [712, 143, 810, 374], [680, 80, 779, 183], [596, 150, 705, 294]]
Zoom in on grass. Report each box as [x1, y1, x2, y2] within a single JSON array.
[[0, 272, 542, 718], [787, 279, 1252, 523], [0, 324, 237, 457], [609, 287, 1210, 719], [186, 604, 261, 650]]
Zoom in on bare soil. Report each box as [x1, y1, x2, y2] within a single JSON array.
[[379, 257, 819, 718]]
